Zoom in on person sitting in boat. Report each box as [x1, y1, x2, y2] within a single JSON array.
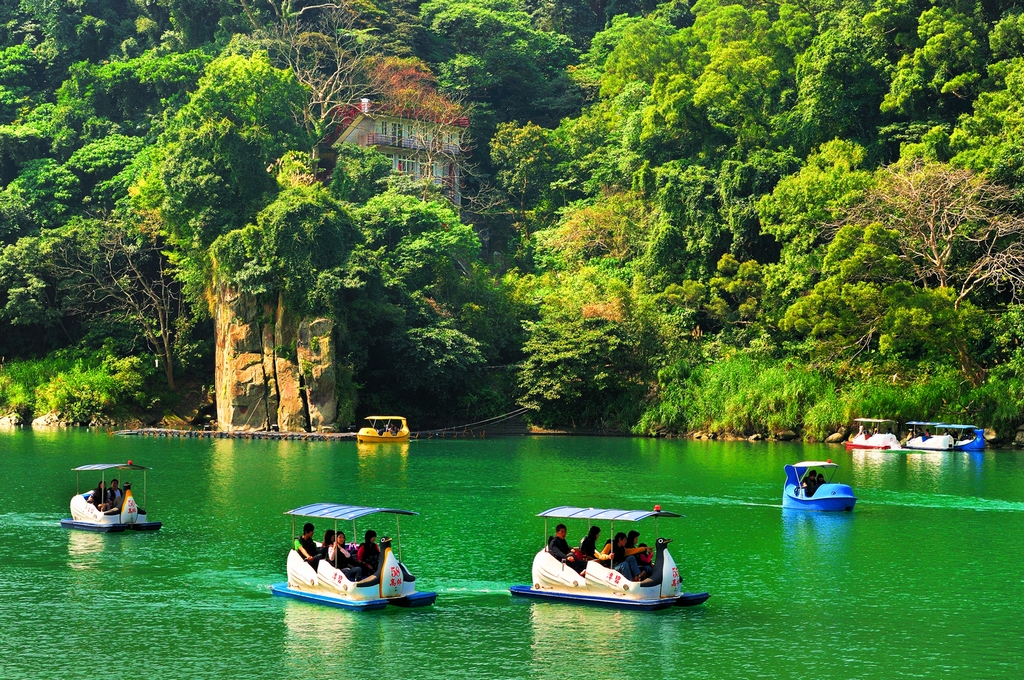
[[610, 532, 645, 581], [921, 429, 931, 441], [579, 526, 604, 562], [626, 530, 653, 579], [329, 530, 363, 581], [802, 470, 819, 497], [816, 472, 825, 488], [547, 524, 583, 573], [319, 529, 336, 561], [357, 530, 380, 573], [295, 522, 322, 571], [388, 422, 399, 436], [106, 479, 123, 509], [90, 481, 110, 511]]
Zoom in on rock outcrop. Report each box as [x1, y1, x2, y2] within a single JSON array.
[[214, 286, 337, 432], [0, 413, 22, 428]]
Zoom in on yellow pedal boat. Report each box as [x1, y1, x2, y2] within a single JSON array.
[[357, 416, 410, 443]]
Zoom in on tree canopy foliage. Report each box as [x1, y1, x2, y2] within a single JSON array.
[[5, 0, 1024, 434]]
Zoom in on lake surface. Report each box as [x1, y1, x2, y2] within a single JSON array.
[[0, 431, 1021, 679]]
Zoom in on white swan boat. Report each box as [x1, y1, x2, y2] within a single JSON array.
[[60, 462, 161, 532], [270, 503, 437, 611], [845, 418, 902, 450], [509, 506, 709, 611]]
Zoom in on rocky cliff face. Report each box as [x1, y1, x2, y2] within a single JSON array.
[[214, 285, 337, 432]]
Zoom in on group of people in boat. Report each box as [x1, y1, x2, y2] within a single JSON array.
[[801, 470, 827, 497], [294, 522, 382, 581], [546, 523, 655, 582], [375, 422, 401, 436], [87, 479, 129, 512]]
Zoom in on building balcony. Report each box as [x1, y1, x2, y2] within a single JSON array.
[[366, 133, 462, 155]]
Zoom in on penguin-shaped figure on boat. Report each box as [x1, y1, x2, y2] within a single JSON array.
[[271, 503, 437, 611], [510, 505, 709, 610]]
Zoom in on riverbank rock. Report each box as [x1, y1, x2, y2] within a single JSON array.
[[31, 412, 64, 427], [1015, 429, 1024, 448], [984, 428, 1000, 445], [824, 432, 845, 444], [214, 285, 337, 433], [0, 413, 22, 428], [776, 430, 798, 441], [748, 433, 764, 442]]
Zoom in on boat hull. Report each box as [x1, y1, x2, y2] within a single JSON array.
[[509, 585, 697, 610], [60, 519, 162, 532], [904, 435, 953, 451], [356, 432, 410, 443], [388, 591, 438, 607], [282, 547, 435, 610], [845, 438, 901, 450], [271, 583, 389, 611], [783, 483, 856, 512]]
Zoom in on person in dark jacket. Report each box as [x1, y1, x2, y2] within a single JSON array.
[[548, 524, 582, 573], [106, 479, 123, 509], [294, 522, 321, 571]]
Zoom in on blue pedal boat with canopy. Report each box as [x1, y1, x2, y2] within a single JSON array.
[[60, 462, 161, 532], [509, 506, 709, 610], [783, 461, 857, 512], [270, 503, 437, 611]]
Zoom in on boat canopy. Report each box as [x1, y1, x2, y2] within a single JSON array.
[[791, 461, 838, 469], [285, 503, 418, 521], [72, 463, 150, 471], [906, 421, 978, 429], [365, 415, 404, 420], [853, 418, 895, 423], [537, 506, 682, 521]]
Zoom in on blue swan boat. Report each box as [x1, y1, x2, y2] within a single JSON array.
[[783, 461, 856, 512]]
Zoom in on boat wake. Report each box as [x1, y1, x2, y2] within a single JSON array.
[[433, 579, 511, 596], [861, 491, 1024, 512], [0, 512, 63, 529]]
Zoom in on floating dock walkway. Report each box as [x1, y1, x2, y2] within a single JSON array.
[[115, 408, 532, 442], [115, 428, 358, 441]]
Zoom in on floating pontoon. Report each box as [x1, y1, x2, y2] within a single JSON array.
[[509, 506, 709, 611], [61, 462, 161, 532], [270, 503, 436, 611]]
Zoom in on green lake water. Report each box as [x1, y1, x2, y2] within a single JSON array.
[[1, 431, 1022, 679]]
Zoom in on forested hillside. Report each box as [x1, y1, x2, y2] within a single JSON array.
[[4, 0, 1024, 436]]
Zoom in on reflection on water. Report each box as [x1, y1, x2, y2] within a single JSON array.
[[781, 509, 853, 549], [282, 599, 360, 653], [357, 442, 409, 485], [67, 530, 107, 569], [528, 602, 637, 663]]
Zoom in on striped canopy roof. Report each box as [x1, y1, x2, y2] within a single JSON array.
[[537, 506, 682, 521], [285, 503, 418, 521]]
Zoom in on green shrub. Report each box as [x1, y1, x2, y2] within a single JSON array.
[[0, 353, 147, 422]]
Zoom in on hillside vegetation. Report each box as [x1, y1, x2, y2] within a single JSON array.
[[3, 0, 1024, 436]]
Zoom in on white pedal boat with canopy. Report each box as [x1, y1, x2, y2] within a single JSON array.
[[509, 506, 709, 611], [904, 421, 986, 451], [60, 462, 161, 532], [845, 418, 902, 450], [270, 503, 437, 611]]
